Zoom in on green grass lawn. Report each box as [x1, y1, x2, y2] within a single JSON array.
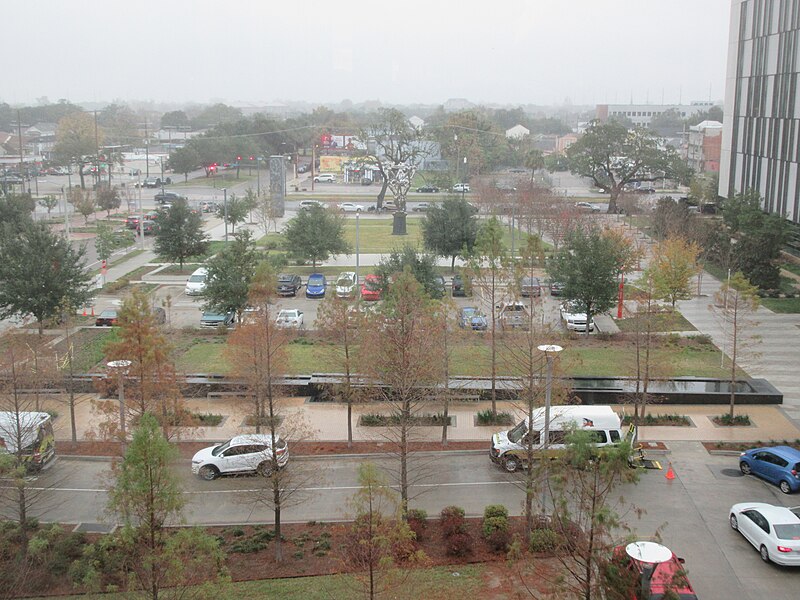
[[761, 297, 800, 313], [29, 564, 485, 600], [615, 311, 697, 332], [781, 262, 800, 277], [61, 328, 118, 372], [171, 335, 735, 379], [170, 172, 259, 188], [343, 217, 423, 253]]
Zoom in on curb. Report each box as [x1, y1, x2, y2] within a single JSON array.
[[59, 449, 490, 462]]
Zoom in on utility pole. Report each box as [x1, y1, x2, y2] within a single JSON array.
[[144, 118, 150, 178], [94, 111, 100, 187], [17, 111, 24, 184]]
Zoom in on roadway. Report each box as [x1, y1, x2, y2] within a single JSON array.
[[17, 444, 800, 599]]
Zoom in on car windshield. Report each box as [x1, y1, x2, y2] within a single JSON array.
[[278, 275, 293, 282], [507, 420, 528, 444], [189, 274, 205, 282], [774, 524, 800, 540], [365, 278, 380, 290], [211, 440, 232, 456], [337, 278, 352, 287], [101, 310, 116, 317], [279, 310, 296, 318], [308, 275, 324, 286]]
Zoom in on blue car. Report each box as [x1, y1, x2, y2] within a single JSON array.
[[305, 273, 327, 298], [739, 446, 800, 494]]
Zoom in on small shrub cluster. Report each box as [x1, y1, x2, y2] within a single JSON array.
[[229, 528, 276, 554], [482, 505, 510, 552], [406, 509, 428, 542], [622, 413, 691, 426], [529, 528, 561, 553], [475, 410, 515, 426], [714, 413, 752, 426], [440, 506, 472, 557], [194, 413, 223, 426], [360, 413, 450, 427]]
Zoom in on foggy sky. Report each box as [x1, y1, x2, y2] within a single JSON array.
[[2, 0, 731, 108]]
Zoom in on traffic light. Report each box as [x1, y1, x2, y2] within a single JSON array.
[[237, 155, 241, 161], [101, 259, 107, 270], [249, 156, 254, 161]]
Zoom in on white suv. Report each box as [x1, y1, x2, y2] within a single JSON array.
[[191, 434, 289, 480], [314, 173, 336, 183], [185, 267, 208, 296]]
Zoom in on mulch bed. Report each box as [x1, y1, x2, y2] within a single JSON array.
[[702, 440, 800, 453], [57, 440, 489, 459]]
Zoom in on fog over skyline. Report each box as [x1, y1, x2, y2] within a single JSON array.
[[2, 0, 731, 108]]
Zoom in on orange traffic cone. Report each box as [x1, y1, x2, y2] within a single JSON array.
[[90, 306, 95, 316], [82, 306, 87, 317], [665, 462, 676, 481]]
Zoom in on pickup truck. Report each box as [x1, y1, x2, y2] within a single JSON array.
[[497, 301, 530, 330]]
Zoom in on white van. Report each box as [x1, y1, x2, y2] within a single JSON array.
[[185, 267, 208, 296], [490, 405, 624, 472], [0, 411, 56, 471]]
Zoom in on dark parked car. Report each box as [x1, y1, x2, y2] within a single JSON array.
[[142, 177, 160, 188], [200, 311, 235, 328], [154, 191, 183, 204], [125, 215, 141, 229], [277, 273, 302, 296], [416, 185, 439, 193], [412, 202, 431, 212], [138, 220, 156, 235], [549, 281, 565, 296], [95, 309, 118, 326], [520, 276, 542, 297], [451, 274, 470, 297], [740, 446, 800, 494]]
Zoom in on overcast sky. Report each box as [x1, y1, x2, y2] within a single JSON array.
[[2, 0, 731, 108]]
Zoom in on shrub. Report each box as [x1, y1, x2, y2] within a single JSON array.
[[482, 516, 509, 538], [445, 531, 473, 557], [440, 506, 467, 538], [483, 504, 508, 520], [407, 508, 428, 541], [485, 528, 511, 553], [476, 409, 514, 426], [529, 528, 561, 553], [714, 413, 751, 426]]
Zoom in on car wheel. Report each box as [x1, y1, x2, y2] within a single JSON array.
[[740, 461, 752, 475], [356, 208, 362, 212], [198, 465, 219, 481], [503, 456, 520, 473], [760, 545, 770, 562], [257, 461, 274, 478], [730, 514, 738, 530], [780, 480, 792, 494]]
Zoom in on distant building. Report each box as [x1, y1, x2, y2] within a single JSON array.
[[443, 98, 475, 112], [687, 120, 723, 173], [24, 123, 57, 157], [408, 115, 425, 129], [505, 124, 530, 140], [556, 132, 580, 154], [719, 0, 800, 223], [596, 102, 717, 128]]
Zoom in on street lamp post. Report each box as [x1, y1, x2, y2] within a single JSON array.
[[223, 188, 228, 242], [107, 360, 132, 452], [256, 156, 261, 196], [355, 211, 360, 294], [538, 344, 563, 512]]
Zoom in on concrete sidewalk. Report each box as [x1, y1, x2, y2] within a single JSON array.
[[40, 393, 800, 446]]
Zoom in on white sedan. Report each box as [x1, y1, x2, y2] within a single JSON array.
[[275, 309, 304, 329], [729, 502, 800, 565], [338, 202, 364, 213]]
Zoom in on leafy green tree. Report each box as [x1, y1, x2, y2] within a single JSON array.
[[0, 220, 92, 334], [68, 187, 96, 224], [53, 111, 102, 189], [376, 245, 442, 298], [167, 146, 200, 182], [190, 103, 243, 129], [649, 237, 700, 308], [37, 195, 59, 216], [153, 197, 209, 268], [523, 148, 545, 188], [566, 121, 689, 213], [97, 103, 137, 146], [95, 186, 121, 217], [216, 192, 250, 234], [203, 230, 260, 321], [421, 197, 479, 271], [95, 221, 133, 262], [722, 189, 788, 289], [104, 413, 225, 599], [160, 110, 190, 128], [283, 205, 350, 268], [548, 226, 623, 337], [0, 193, 36, 231]]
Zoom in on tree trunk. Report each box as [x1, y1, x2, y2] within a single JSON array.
[[400, 400, 409, 518], [607, 188, 619, 214]]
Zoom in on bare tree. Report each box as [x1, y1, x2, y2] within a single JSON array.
[[360, 269, 441, 516], [712, 272, 760, 420], [316, 293, 362, 447], [226, 262, 315, 561]]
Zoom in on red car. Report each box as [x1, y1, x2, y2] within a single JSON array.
[[361, 274, 382, 301], [611, 542, 697, 600], [95, 309, 118, 327]]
